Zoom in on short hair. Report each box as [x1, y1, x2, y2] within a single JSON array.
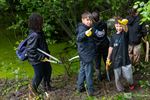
[[28, 13, 43, 32], [114, 16, 122, 24], [81, 11, 93, 20], [92, 11, 99, 22]]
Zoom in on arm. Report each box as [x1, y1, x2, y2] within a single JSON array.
[[107, 47, 113, 60], [77, 31, 87, 42], [76, 26, 92, 42], [106, 46, 113, 70]]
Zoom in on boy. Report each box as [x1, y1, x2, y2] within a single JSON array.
[[27, 13, 52, 95], [106, 18, 134, 92], [92, 11, 110, 81], [76, 11, 95, 96]]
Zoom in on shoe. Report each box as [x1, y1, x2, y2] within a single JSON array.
[[78, 87, 86, 93], [28, 84, 40, 96], [96, 69, 102, 81], [88, 91, 94, 96], [129, 84, 135, 90], [44, 85, 52, 92]]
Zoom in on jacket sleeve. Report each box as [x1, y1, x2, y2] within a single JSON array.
[[27, 34, 45, 61], [76, 26, 87, 42]]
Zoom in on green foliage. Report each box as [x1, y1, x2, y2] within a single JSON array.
[[106, 0, 129, 16], [134, 1, 150, 23], [5, 0, 140, 43], [0, 0, 7, 11], [139, 80, 150, 89]]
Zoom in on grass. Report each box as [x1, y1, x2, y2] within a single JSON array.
[[0, 27, 79, 79]]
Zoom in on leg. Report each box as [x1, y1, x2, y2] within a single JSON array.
[[101, 44, 112, 80], [114, 68, 124, 92], [85, 61, 94, 95], [43, 62, 52, 91], [128, 45, 134, 64], [133, 44, 141, 65], [32, 63, 44, 92], [77, 61, 86, 92], [95, 52, 102, 81], [122, 64, 134, 85], [95, 50, 101, 70]]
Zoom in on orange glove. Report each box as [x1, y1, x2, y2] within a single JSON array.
[[106, 59, 111, 70]]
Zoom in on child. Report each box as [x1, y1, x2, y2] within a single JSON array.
[[126, 8, 146, 66], [27, 13, 52, 95], [76, 11, 95, 96], [92, 11, 110, 81], [106, 18, 134, 92]]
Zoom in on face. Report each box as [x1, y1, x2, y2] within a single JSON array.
[[115, 23, 123, 33], [82, 17, 93, 27]]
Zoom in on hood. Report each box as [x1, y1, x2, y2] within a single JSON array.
[[127, 15, 140, 25], [77, 23, 90, 28]]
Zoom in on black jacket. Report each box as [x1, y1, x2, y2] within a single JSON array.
[[76, 23, 96, 63], [127, 15, 146, 45], [93, 21, 109, 49], [27, 30, 50, 65]]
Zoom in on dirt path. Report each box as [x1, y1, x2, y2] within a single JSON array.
[[0, 66, 150, 100]]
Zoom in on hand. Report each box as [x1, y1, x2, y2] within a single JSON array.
[[85, 28, 92, 37], [122, 25, 128, 32], [118, 19, 128, 32], [41, 57, 49, 62], [106, 59, 111, 70]]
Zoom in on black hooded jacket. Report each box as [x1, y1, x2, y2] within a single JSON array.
[[76, 23, 96, 63], [93, 21, 109, 46], [127, 15, 146, 45], [27, 30, 50, 65]]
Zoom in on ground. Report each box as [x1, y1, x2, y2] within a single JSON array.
[[0, 62, 150, 100]]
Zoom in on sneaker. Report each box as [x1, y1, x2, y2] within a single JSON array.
[[78, 87, 86, 93], [129, 84, 135, 90], [44, 85, 52, 92], [88, 91, 95, 96]]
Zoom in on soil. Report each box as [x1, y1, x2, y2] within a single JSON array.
[[0, 66, 150, 100]]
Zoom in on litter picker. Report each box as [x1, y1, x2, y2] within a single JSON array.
[[106, 64, 111, 81], [37, 48, 62, 64], [68, 55, 79, 62]]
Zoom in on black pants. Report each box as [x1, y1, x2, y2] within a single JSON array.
[[32, 62, 52, 91], [95, 42, 109, 70]]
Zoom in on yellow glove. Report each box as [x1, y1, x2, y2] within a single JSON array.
[[118, 19, 128, 32], [118, 19, 128, 25], [85, 28, 92, 37], [41, 57, 49, 62], [106, 59, 111, 70]]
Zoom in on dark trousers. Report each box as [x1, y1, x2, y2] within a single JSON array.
[[95, 42, 109, 80], [95, 43, 109, 70], [32, 62, 52, 90]]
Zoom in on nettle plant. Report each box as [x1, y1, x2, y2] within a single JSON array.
[[133, 1, 150, 23]]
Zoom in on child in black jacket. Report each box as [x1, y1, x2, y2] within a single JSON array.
[[76, 11, 96, 96], [92, 11, 110, 81], [27, 13, 52, 95]]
